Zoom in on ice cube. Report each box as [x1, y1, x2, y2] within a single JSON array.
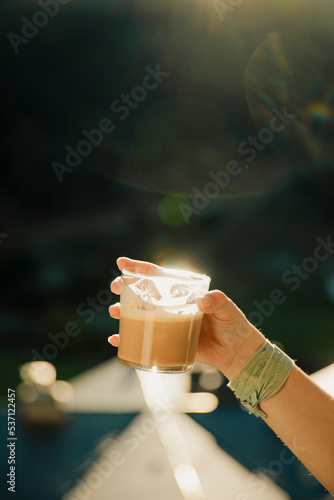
[[186, 292, 198, 304], [170, 284, 190, 298], [134, 279, 162, 302]]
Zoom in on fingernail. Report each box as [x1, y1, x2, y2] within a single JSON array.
[[198, 296, 213, 309]]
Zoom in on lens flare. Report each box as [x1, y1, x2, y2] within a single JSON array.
[[245, 26, 334, 175]]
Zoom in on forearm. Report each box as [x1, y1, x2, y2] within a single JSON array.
[[260, 365, 334, 494], [222, 327, 334, 495]]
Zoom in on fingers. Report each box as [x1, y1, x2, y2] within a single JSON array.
[[109, 256, 161, 350], [196, 290, 230, 313], [116, 256, 161, 272], [110, 257, 162, 295], [108, 334, 119, 347], [109, 302, 120, 319], [196, 289, 245, 322], [110, 277, 123, 295], [197, 290, 250, 331], [108, 303, 120, 347]]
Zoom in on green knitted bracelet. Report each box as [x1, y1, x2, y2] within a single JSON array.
[[227, 340, 294, 418]]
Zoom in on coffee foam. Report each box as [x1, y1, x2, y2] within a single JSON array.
[[120, 310, 203, 322]]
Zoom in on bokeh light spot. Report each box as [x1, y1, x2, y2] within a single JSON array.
[[158, 194, 191, 228]]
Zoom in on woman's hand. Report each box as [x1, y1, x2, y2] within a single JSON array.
[[109, 257, 334, 494], [108, 257, 265, 380]]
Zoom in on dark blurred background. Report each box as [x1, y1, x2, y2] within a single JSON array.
[[1, 0, 334, 498]]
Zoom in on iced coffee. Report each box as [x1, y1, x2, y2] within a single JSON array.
[[117, 268, 211, 373]]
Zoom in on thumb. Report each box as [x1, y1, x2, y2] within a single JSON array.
[[196, 290, 240, 321]]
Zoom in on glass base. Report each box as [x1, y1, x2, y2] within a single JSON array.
[[118, 357, 193, 374]]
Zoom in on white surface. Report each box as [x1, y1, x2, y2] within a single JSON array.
[[64, 413, 290, 500], [64, 360, 291, 500], [67, 357, 146, 413], [64, 357, 334, 500], [67, 357, 191, 413], [310, 363, 334, 397]]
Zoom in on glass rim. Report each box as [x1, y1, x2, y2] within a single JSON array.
[[121, 266, 211, 283]]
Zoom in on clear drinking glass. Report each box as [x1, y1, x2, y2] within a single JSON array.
[[117, 266, 211, 373]]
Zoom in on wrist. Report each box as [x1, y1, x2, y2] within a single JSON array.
[[220, 327, 266, 381]]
